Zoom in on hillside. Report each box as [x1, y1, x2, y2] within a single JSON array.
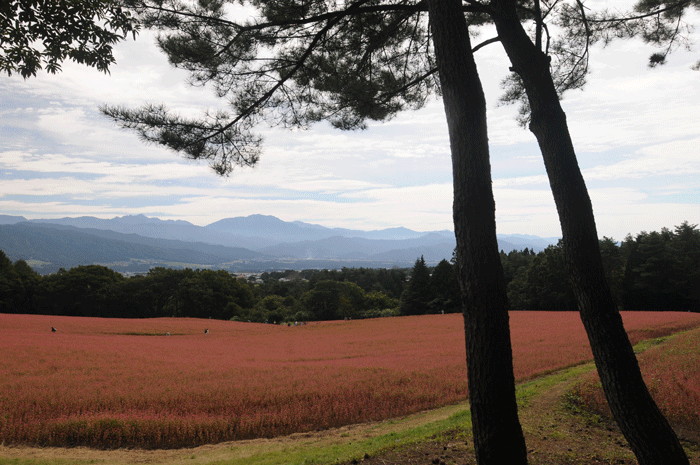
[[0, 223, 264, 273]]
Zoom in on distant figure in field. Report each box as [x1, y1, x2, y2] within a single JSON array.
[[204, 329, 209, 334], [51, 327, 57, 332], [166, 332, 170, 336]]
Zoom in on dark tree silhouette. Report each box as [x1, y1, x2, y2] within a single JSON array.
[[399, 256, 432, 316], [489, 0, 692, 462], [0, 0, 137, 78]]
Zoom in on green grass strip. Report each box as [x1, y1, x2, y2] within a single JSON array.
[[208, 408, 472, 465]]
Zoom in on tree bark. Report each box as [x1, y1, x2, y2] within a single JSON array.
[[427, 1, 528, 463], [489, 1, 688, 463]]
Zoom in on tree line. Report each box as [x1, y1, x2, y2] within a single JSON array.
[[502, 222, 700, 313], [397, 222, 700, 315], [2, 222, 697, 321], [0, 258, 405, 322]]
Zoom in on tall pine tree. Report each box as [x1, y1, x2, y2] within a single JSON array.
[[399, 256, 432, 315]]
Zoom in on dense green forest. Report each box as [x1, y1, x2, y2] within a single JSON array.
[[1, 223, 698, 321]]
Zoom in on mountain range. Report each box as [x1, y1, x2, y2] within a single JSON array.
[[0, 214, 558, 274]]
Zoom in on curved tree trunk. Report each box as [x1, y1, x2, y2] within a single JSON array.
[[489, 1, 688, 463], [427, 1, 528, 463]]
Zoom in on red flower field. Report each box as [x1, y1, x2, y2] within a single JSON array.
[[1, 311, 699, 448]]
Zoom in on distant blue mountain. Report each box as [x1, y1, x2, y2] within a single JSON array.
[[205, 214, 435, 242], [30, 214, 278, 250], [0, 222, 265, 272], [0, 214, 27, 225], [0, 214, 559, 272], [259, 233, 453, 260], [497, 234, 560, 252]]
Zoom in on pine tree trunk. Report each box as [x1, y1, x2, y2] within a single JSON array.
[[427, 1, 528, 463], [490, 1, 688, 463]]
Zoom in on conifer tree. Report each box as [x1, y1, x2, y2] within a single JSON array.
[[399, 256, 431, 315]]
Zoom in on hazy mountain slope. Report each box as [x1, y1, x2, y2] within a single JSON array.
[[367, 243, 456, 263], [259, 233, 454, 259], [26, 214, 558, 252], [206, 215, 429, 242], [0, 215, 27, 225], [24, 222, 263, 260], [30, 215, 278, 250], [368, 238, 521, 263], [1, 214, 560, 272], [498, 234, 559, 252], [259, 234, 525, 261], [30, 214, 455, 249], [0, 223, 259, 267]]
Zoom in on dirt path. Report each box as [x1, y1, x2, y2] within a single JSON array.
[[518, 371, 638, 465], [348, 365, 700, 465]]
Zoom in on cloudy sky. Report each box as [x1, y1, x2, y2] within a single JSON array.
[[1, 11, 698, 240]]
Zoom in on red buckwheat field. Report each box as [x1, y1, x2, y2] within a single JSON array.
[[2, 311, 699, 448]]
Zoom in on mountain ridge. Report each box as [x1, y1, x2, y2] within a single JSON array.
[[0, 214, 559, 273]]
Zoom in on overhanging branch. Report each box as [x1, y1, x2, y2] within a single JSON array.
[[586, 0, 691, 24], [199, 0, 375, 145]]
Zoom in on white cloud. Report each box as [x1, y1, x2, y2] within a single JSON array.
[[279, 178, 390, 194], [494, 174, 550, 187], [583, 137, 700, 181], [564, 44, 700, 154], [0, 151, 213, 181], [0, 199, 122, 217]]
